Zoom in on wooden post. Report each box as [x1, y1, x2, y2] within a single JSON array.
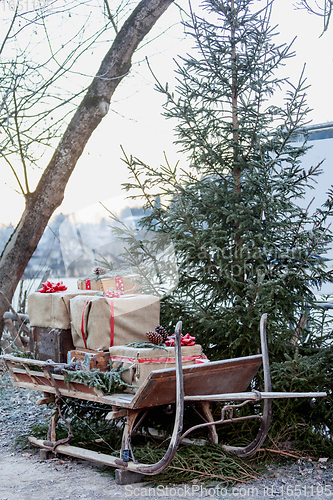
[[47, 411, 59, 443], [198, 401, 218, 444]]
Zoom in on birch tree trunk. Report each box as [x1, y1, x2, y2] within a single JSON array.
[[0, 0, 174, 337]]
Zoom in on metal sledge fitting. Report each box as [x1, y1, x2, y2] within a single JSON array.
[[251, 389, 262, 401]]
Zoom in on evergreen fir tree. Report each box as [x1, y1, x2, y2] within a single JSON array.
[[123, 0, 333, 361], [118, 0, 333, 452]]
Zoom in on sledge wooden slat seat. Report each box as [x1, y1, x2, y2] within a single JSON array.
[[1, 314, 327, 484], [2, 366, 135, 407], [3, 354, 262, 410]]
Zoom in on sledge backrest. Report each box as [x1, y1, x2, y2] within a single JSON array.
[[130, 354, 263, 409]]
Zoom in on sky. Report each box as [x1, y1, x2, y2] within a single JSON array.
[[1, 0, 333, 227]]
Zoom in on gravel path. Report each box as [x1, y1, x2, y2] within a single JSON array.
[[1, 366, 333, 499]]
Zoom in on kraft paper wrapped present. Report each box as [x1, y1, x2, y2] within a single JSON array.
[[28, 290, 99, 330], [70, 294, 160, 351], [77, 275, 141, 294], [109, 344, 205, 392]]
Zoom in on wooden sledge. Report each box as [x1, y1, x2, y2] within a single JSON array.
[[1, 314, 326, 484]]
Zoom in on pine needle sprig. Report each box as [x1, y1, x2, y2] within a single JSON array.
[[132, 442, 262, 486], [8, 346, 43, 372], [63, 363, 138, 394], [124, 341, 168, 351]]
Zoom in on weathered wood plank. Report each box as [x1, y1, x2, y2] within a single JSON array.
[[130, 355, 263, 409]]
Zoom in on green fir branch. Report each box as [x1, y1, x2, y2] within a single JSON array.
[[63, 363, 137, 394]]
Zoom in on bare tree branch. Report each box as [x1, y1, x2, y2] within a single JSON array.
[[12, 89, 30, 195], [104, 0, 119, 34], [0, 0, 175, 340], [0, 4, 18, 56]]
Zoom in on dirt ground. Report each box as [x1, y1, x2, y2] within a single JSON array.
[[1, 367, 333, 500]]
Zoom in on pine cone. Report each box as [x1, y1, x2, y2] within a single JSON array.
[[93, 267, 107, 276], [146, 331, 164, 345], [155, 325, 168, 342]]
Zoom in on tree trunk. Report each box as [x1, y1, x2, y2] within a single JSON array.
[[230, 0, 242, 267], [0, 0, 174, 336]]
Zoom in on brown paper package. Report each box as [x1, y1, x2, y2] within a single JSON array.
[[70, 294, 160, 351]]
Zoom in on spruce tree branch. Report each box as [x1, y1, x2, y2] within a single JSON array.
[[123, 247, 162, 296], [289, 197, 315, 251], [188, 0, 222, 82], [175, 189, 221, 280], [269, 222, 332, 303], [120, 154, 173, 228], [146, 56, 227, 181], [290, 160, 325, 188], [246, 270, 263, 320], [267, 75, 308, 171], [296, 0, 332, 34], [244, 7, 270, 162], [120, 149, 175, 232], [121, 152, 156, 212], [260, 184, 268, 223]]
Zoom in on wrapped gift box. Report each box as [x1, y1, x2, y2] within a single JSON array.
[[70, 294, 160, 351], [28, 290, 98, 330], [77, 275, 141, 294], [67, 348, 110, 372], [109, 344, 204, 392]]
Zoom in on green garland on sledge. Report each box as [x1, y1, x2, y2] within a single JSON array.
[[124, 341, 168, 350], [63, 363, 138, 394]]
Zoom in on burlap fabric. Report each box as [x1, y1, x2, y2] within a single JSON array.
[[28, 291, 98, 329], [70, 294, 160, 351], [77, 275, 141, 293], [109, 344, 204, 391]]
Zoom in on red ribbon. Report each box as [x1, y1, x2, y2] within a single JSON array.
[[165, 333, 196, 347], [110, 355, 204, 364], [104, 290, 120, 298], [86, 279, 91, 290], [110, 299, 114, 347], [38, 281, 67, 293], [115, 276, 124, 294], [80, 298, 90, 349], [80, 297, 115, 348]]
